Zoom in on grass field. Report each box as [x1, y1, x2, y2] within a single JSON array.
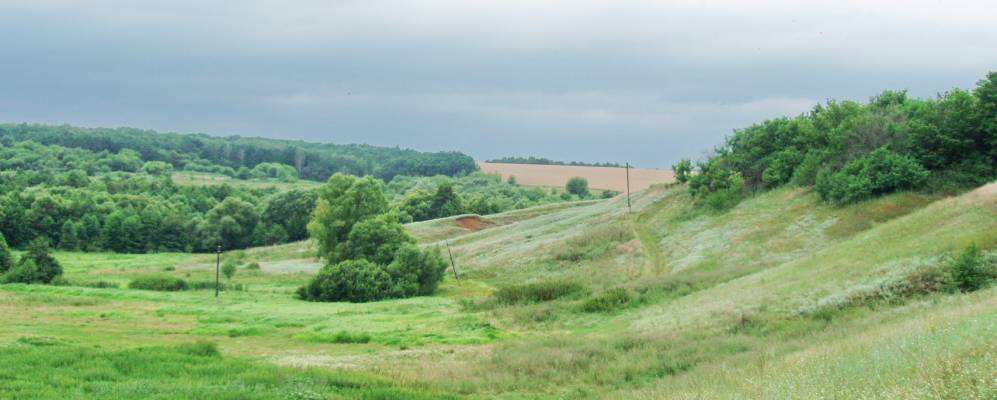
[[478, 162, 675, 191], [1, 182, 995, 399]]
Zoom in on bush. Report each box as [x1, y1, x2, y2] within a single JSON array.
[[565, 177, 590, 197], [77, 280, 119, 289], [297, 259, 392, 303], [947, 244, 993, 292], [3, 237, 62, 284], [816, 148, 929, 204], [0, 233, 13, 274], [129, 275, 188, 291], [672, 159, 693, 183], [221, 259, 237, 280], [494, 281, 588, 304], [386, 245, 448, 297], [244, 262, 261, 270], [580, 288, 633, 313]]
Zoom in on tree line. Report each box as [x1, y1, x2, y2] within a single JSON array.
[[0, 124, 478, 181], [677, 71, 996, 209], [487, 156, 624, 168]]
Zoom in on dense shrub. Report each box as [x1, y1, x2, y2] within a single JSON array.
[[387, 245, 448, 297], [300, 176, 449, 303], [244, 262, 261, 270], [3, 237, 62, 284], [298, 259, 392, 302], [128, 275, 188, 291], [815, 148, 929, 204], [494, 281, 588, 304], [565, 177, 590, 197], [685, 71, 996, 208], [0, 233, 13, 274], [947, 244, 993, 292]]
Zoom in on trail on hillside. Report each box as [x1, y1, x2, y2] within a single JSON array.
[[630, 197, 670, 275]]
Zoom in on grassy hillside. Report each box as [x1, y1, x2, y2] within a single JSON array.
[[1, 183, 994, 398]]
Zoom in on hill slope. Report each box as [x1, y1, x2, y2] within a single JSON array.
[[0, 183, 993, 399]]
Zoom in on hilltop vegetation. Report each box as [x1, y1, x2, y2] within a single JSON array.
[[685, 71, 997, 209], [0, 124, 476, 181]]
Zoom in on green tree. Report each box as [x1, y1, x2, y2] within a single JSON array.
[[565, 177, 589, 197], [307, 174, 388, 261], [430, 183, 464, 218], [202, 197, 258, 250], [948, 244, 992, 292], [672, 159, 693, 183], [58, 221, 80, 251], [262, 189, 316, 241], [341, 213, 415, 265], [5, 237, 62, 284], [0, 232, 14, 274], [507, 175, 517, 185]]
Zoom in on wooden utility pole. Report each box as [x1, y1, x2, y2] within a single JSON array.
[[215, 244, 221, 298], [445, 240, 459, 282], [626, 162, 632, 214]]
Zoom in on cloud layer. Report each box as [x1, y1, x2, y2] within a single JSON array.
[[1, 0, 995, 167]]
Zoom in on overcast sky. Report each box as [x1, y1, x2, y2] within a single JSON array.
[[1, 1, 995, 167]]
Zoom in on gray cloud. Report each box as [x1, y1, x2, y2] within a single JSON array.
[[1, 0, 995, 167]]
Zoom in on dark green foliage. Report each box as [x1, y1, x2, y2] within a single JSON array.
[[301, 177, 449, 302], [580, 288, 633, 313], [128, 275, 189, 291], [261, 188, 316, 241], [387, 172, 571, 222], [687, 71, 997, 206], [200, 197, 259, 250], [342, 213, 415, 265], [0, 123, 476, 181], [565, 177, 590, 197], [815, 148, 929, 204], [387, 245, 449, 297], [0, 233, 13, 274], [494, 281, 588, 304], [308, 174, 389, 262], [672, 159, 693, 183], [245, 262, 261, 270], [3, 237, 62, 284], [430, 183, 465, 217], [947, 244, 993, 292], [298, 259, 392, 302]]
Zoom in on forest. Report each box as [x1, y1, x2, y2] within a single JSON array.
[[0, 126, 593, 254], [683, 71, 996, 210]]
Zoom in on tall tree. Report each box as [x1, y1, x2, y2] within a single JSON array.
[[307, 174, 387, 261]]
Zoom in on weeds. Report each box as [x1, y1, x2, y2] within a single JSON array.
[[494, 281, 588, 304]]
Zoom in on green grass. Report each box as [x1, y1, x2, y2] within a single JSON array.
[[0, 340, 454, 399], [1, 182, 995, 399]]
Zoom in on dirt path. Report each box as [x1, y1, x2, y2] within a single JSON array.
[[630, 200, 670, 275]]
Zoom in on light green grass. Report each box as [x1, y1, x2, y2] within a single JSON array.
[[2, 182, 994, 399]]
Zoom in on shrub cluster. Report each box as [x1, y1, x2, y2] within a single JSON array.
[[0, 236, 62, 284], [686, 71, 997, 207], [579, 288, 633, 313], [299, 174, 448, 302]]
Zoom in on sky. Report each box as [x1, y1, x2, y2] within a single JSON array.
[[1, 1, 995, 168]]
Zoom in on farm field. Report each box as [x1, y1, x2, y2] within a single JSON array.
[[2, 181, 994, 399], [478, 162, 674, 191]]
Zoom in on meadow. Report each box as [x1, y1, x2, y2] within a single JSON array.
[[2, 179, 994, 399]]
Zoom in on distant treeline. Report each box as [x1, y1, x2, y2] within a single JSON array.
[[0, 124, 477, 181], [487, 156, 623, 168], [681, 71, 996, 210]]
